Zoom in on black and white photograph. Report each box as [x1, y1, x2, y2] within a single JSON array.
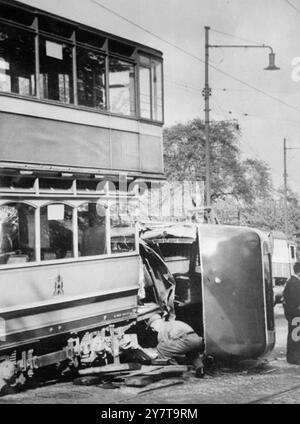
[[0, 0, 300, 409]]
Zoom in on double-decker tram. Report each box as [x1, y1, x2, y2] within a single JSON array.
[[0, 0, 168, 387]]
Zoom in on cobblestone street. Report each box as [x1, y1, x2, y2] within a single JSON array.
[[1, 0, 300, 413], [1, 305, 300, 404]]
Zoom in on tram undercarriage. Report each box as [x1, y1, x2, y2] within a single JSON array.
[[0, 300, 173, 393], [0, 315, 140, 392]]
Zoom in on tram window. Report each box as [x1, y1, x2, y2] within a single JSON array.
[[76, 29, 106, 49], [77, 47, 106, 109], [76, 179, 105, 192], [39, 178, 73, 191], [0, 176, 35, 190], [38, 16, 74, 39], [110, 203, 136, 254], [109, 58, 135, 116], [0, 4, 35, 27], [40, 204, 73, 260], [0, 203, 35, 265], [0, 23, 36, 96], [138, 55, 163, 122], [263, 244, 275, 331], [159, 243, 191, 260], [39, 36, 73, 104], [158, 242, 192, 275], [139, 66, 151, 119], [109, 179, 135, 195], [78, 203, 106, 257], [139, 55, 151, 67], [290, 245, 296, 260], [151, 59, 163, 121], [109, 40, 135, 57]]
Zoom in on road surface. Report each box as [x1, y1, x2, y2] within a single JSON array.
[[2, 305, 300, 404]]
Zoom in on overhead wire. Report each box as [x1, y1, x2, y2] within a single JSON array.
[[166, 78, 300, 186], [166, 77, 300, 188], [90, 0, 300, 115], [210, 96, 260, 158], [210, 101, 287, 193], [164, 79, 300, 125], [165, 80, 300, 114], [285, 0, 300, 14], [89, 0, 202, 60], [164, 77, 203, 93], [90, 0, 300, 191], [209, 62, 300, 114], [209, 27, 262, 45], [215, 87, 252, 92], [201, 97, 277, 188], [210, 95, 296, 186]]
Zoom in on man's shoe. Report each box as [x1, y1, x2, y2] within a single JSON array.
[[195, 367, 205, 378]]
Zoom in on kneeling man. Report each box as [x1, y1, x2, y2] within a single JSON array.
[[148, 314, 205, 378]]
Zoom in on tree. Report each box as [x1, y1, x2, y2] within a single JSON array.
[[163, 117, 300, 237], [242, 158, 273, 203], [214, 188, 300, 238], [163, 118, 273, 205]]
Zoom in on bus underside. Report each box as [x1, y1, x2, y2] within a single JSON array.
[[142, 223, 276, 361]]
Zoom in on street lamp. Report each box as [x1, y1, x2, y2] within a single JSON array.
[[283, 138, 300, 237], [203, 26, 280, 207]]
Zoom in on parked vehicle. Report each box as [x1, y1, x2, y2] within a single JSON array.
[[142, 223, 275, 360], [269, 231, 297, 304]]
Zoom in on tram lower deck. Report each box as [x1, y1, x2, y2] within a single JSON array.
[[0, 179, 175, 388]]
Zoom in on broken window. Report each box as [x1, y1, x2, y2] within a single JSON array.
[[110, 202, 136, 253], [109, 58, 135, 116]]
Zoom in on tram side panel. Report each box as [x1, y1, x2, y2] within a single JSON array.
[[0, 255, 139, 352]]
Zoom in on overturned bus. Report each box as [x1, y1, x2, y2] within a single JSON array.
[[142, 223, 275, 360]]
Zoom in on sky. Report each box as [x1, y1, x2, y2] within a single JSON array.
[[21, 0, 300, 194]]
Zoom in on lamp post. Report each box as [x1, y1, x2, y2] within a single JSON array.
[[283, 138, 300, 237], [203, 26, 279, 207]]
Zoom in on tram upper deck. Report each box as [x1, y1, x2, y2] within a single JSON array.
[[0, 0, 164, 179], [0, 0, 166, 355]]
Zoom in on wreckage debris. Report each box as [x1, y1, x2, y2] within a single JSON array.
[[79, 363, 141, 376], [124, 365, 188, 387], [73, 376, 102, 386], [74, 363, 189, 388]]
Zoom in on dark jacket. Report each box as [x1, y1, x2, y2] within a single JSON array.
[[283, 275, 300, 321]]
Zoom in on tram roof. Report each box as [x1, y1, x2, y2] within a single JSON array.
[[1, 0, 163, 58]]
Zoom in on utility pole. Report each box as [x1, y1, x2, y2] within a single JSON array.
[[283, 138, 288, 237], [204, 26, 211, 207], [203, 27, 279, 209], [283, 140, 300, 238]]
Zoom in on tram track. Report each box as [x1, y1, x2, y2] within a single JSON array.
[[123, 379, 300, 405], [3, 366, 300, 404], [247, 382, 300, 404]]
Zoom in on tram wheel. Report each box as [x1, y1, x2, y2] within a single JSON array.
[[0, 360, 21, 396]]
